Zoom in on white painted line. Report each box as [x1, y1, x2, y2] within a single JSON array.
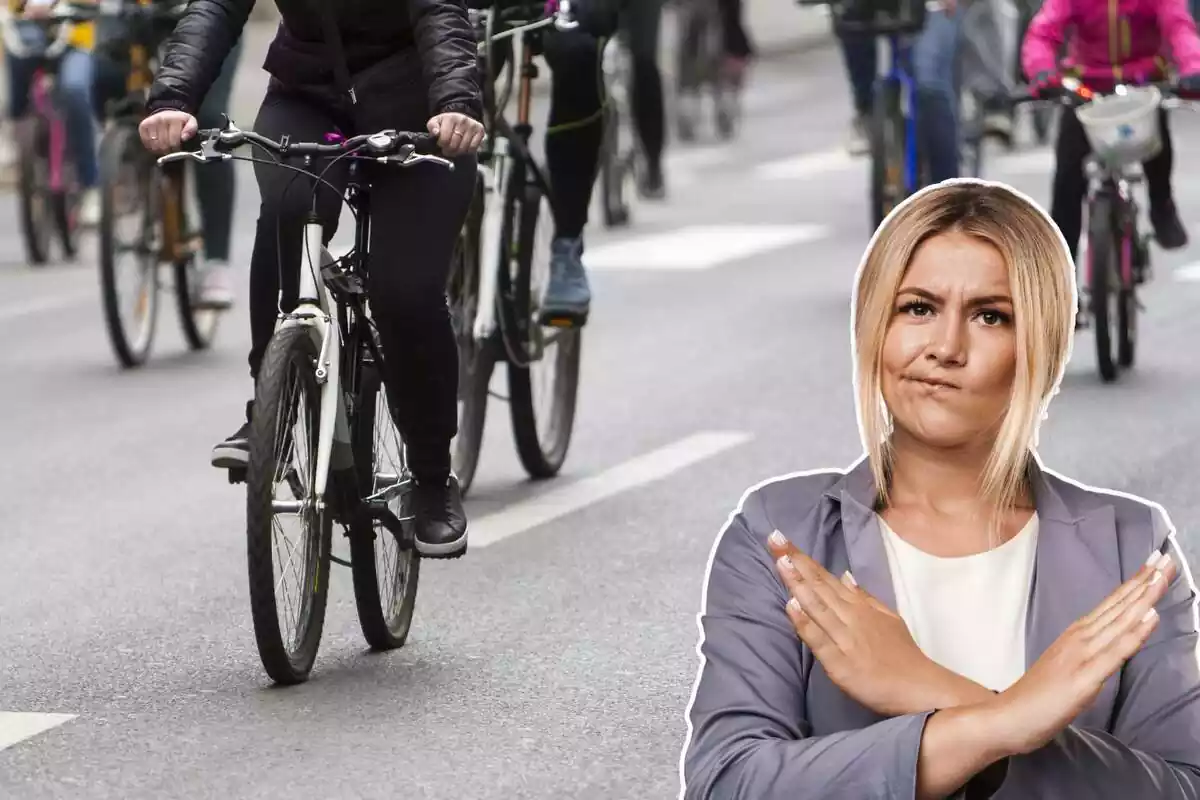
[[0, 292, 93, 324], [0, 712, 76, 752], [585, 223, 830, 271], [990, 148, 1055, 175], [471, 430, 754, 548], [754, 147, 857, 181], [1175, 262, 1200, 282]]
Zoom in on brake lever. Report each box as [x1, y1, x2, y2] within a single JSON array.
[[379, 152, 456, 171]]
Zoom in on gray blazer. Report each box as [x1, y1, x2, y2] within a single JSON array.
[[681, 455, 1200, 799]]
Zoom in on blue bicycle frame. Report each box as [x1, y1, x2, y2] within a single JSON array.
[[879, 32, 922, 194]]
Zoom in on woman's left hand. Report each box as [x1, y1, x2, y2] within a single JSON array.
[[768, 531, 992, 716], [427, 112, 485, 157]]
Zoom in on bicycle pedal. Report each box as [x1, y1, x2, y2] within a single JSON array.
[[539, 310, 587, 328], [227, 467, 247, 485]]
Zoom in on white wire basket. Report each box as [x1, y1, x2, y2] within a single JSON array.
[[1076, 85, 1163, 167]]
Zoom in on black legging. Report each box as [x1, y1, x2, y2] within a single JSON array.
[[492, 28, 604, 239], [1051, 107, 1173, 261], [619, 0, 665, 172], [245, 83, 477, 481]]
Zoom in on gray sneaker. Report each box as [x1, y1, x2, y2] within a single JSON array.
[[538, 236, 591, 326]]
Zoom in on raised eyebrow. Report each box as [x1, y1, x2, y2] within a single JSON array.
[[970, 294, 1014, 307], [895, 287, 940, 302]]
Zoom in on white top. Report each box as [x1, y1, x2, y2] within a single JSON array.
[[877, 513, 1039, 692]]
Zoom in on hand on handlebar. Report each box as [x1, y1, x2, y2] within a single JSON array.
[[139, 109, 198, 154], [426, 111, 485, 158]]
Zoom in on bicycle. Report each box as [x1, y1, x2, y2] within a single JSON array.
[[0, 3, 83, 266], [81, 0, 224, 368], [450, 1, 583, 495], [161, 123, 458, 685], [1011, 76, 1197, 382], [598, 30, 639, 228], [674, 0, 743, 142]]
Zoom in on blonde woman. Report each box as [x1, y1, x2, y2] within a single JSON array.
[[680, 180, 1200, 799]]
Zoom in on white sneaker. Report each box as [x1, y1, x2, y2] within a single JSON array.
[[78, 188, 101, 227], [194, 260, 235, 310], [846, 116, 869, 157]]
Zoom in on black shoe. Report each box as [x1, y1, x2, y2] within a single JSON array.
[[411, 475, 468, 558], [640, 162, 666, 200], [1151, 201, 1188, 250], [212, 401, 252, 469]]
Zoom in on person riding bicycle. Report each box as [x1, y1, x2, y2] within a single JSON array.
[[93, 5, 243, 309], [1022, 0, 1200, 273], [140, 0, 485, 558], [835, 0, 963, 182], [6, 0, 101, 225]]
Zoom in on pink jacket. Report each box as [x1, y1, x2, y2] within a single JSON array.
[[1022, 0, 1200, 88]]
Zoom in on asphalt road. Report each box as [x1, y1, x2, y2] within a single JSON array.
[[4, 42, 1200, 799]]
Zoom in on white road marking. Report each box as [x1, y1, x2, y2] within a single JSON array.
[[585, 223, 830, 271], [754, 147, 857, 181], [1174, 262, 1200, 282], [0, 712, 76, 752], [470, 430, 754, 549], [0, 292, 93, 324], [989, 148, 1055, 175]]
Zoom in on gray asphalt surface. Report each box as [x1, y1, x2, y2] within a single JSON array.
[[4, 38, 1200, 800]]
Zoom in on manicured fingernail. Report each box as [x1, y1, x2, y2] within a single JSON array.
[[777, 555, 794, 573], [843, 571, 858, 586], [787, 597, 802, 614], [1145, 551, 1161, 568], [1143, 608, 1158, 623], [769, 530, 786, 547]]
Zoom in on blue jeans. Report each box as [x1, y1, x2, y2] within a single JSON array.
[[838, 9, 964, 183], [6, 23, 99, 188]]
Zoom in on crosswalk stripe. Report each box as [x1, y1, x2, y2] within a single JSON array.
[[0, 712, 76, 752], [585, 223, 831, 271]]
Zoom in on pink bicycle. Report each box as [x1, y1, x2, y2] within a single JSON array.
[[1, 5, 82, 266]]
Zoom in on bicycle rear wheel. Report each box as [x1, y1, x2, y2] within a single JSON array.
[[245, 324, 333, 684], [17, 117, 53, 266], [349, 355, 421, 651], [870, 78, 907, 230], [506, 184, 581, 479], [168, 165, 221, 351], [98, 124, 160, 368], [449, 178, 492, 495], [1086, 197, 1119, 382]]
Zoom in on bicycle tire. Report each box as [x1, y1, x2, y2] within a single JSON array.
[[245, 324, 332, 684], [169, 165, 221, 351], [507, 183, 581, 479], [349, 357, 421, 651], [1117, 235, 1140, 369], [50, 187, 77, 262], [449, 177, 492, 496], [98, 124, 160, 368], [1086, 196, 1119, 382], [17, 118, 52, 266], [870, 78, 906, 230]]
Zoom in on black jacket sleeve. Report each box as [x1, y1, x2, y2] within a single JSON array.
[[146, 0, 254, 115], [407, 0, 483, 121]]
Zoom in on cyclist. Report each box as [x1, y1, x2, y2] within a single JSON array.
[[6, 0, 101, 225], [618, 0, 667, 198], [719, 0, 753, 78], [93, 15, 243, 309], [140, 0, 485, 558], [835, 0, 962, 174], [1022, 0, 1200, 275]]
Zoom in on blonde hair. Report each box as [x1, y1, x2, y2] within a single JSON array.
[[851, 179, 1076, 525]]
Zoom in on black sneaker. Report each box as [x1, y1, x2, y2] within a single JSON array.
[[1151, 200, 1188, 251], [212, 401, 253, 469], [640, 161, 666, 200], [411, 475, 468, 558]]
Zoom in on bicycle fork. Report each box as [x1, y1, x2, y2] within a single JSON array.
[[473, 138, 512, 342]]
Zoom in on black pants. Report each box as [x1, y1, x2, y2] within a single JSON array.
[[1052, 107, 1174, 261], [619, 0, 665, 172], [493, 29, 604, 239], [246, 84, 477, 481]]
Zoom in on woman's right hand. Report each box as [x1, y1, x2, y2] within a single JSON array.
[[991, 551, 1176, 756], [139, 110, 198, 154]]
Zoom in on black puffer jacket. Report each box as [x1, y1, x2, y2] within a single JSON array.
[[146, 0, 482, 122]]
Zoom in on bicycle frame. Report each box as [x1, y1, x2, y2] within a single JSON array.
[[1, 10, 73, 192], [881, 33, 921, 193], [1084, 161, 1140, 293]]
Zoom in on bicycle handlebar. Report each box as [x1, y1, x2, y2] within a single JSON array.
[[1009, 76, 1199, 106], [155, 119, 456, 172]]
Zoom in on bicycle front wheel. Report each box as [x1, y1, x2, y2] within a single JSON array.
[[870, 79, 907, 230], [245, 324, 333, 684], [168, 165, 221, 351], [17, 117, 53, 266], [507, 185, 581, 479], [349, 356, 421, 651], [1086, 197, 1119, 382], [98, 125, 160, 368]]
